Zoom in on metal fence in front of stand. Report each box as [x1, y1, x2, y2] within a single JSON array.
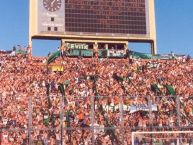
[[0, 95, 192, 145]]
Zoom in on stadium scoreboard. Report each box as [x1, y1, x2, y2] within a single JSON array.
[[65, 0, 147, 34], [29, 0, 157, 53]]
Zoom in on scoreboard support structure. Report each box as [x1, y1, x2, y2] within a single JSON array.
[[151, 41, 157, 55]]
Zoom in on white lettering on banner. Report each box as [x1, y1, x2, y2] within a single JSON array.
[[108, 49, 125, 57], [102, 104, 157, 113], [66, 43, 88, 50]]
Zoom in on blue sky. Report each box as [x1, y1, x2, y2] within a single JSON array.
[[0, 0, 193, 56]]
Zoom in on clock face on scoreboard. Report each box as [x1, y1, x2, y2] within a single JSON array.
[[43, 0, 62, 12]]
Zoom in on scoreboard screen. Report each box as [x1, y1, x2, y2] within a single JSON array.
[[65, 0, 147, 35]]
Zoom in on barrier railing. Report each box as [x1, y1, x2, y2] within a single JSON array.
[[1, 95, 192, 145]]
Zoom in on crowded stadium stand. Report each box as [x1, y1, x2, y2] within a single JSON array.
[[0, 48, 192, 144], [0, 0, 192, 144]]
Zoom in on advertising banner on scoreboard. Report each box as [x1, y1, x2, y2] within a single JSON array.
[[108, 49, 125, 58], [66, 43, 88, 50]]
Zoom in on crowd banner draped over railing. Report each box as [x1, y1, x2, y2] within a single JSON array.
[[131, 51, 187, 60], [46, 49, 188, 62], [102, 103, 158, 113], [51, 65, 64, 72]]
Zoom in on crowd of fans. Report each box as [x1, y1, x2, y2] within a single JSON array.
[[0, 50, 192, 145]]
